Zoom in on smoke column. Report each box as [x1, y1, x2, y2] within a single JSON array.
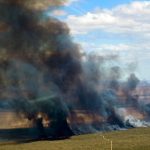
[[0, 0, 150, 138], [0, 0, 80, 137]]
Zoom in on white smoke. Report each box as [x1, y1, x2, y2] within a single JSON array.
[[124, 115, 150, 128], [117, 108, 150, 127]]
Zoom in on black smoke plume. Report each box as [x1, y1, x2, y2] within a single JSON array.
[[0, 0, 79, 138]]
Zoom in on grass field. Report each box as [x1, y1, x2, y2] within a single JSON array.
[[0, 127, 150, 150]]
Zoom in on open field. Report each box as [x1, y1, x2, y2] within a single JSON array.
[[0, 127, 150, 150]]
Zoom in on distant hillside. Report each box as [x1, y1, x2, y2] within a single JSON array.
[[136, 81, 150, 104]]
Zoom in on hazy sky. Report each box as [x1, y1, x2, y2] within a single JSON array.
[[50, 0, 150, 80]]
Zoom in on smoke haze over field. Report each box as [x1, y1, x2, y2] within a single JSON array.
[[0, 0, 150, 138]]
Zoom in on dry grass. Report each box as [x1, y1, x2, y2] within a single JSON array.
[[0, 111, 31, 129], [0, 127, 150, 150]]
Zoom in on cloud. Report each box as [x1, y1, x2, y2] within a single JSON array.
[[51, 10, 67, 16], [66, 1, 150, 62], [64, 0, 80, 6], [66, 1, 150, 36], [84, 42, 150, 63], [65, 1, 150, 80]]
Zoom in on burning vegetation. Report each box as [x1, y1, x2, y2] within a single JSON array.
[[0, 0, 150, 140]]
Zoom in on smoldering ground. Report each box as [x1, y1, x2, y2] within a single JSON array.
[[0, 0, 150, 139]]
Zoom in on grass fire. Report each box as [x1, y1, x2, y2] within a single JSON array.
[[0, 1, 150, 149]]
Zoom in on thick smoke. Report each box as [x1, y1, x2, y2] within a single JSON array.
[[0, 0, 150, 139], [0, 0, 80, 137]]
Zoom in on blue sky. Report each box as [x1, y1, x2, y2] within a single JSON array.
[[69, 0, 134, 10], [50, 0, 150, 81]]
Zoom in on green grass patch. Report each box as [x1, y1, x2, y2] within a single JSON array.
[[0, 127, 150, 150]]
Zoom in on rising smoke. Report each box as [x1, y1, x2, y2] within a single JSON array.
[[0, 0, 150, 138]]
